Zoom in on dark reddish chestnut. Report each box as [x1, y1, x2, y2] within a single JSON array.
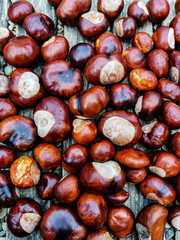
[[0, 28, 14, 54], [169, 51, 180, 84], [133, 32, 153, 54], [0, 98, 17, 120], [0, 145, 16, 169], [87, 228, 113, 240], [0, 74, 9, 97], [171, 132, 180, 158], [175, 0, 180, 13], [115, 17, 137, 41], [105, 189, 129, 206], [168, 206, 180, 231], [162, 102, 180, 129], [171, 174, 180, 203], [125, 167, 146, 183], [48, 0, 62, 7], [128, 1, 149, 25], [170, 13, 180, 49]]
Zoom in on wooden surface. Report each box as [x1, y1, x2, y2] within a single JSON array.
[[0, 0, 179, 240]]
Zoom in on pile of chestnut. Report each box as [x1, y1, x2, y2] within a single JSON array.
[[0, 0, 180, 239]]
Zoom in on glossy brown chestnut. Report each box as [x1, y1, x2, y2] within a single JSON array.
[[97, 0, 124, 22], [0, 145, 16, 169], [10, 156, 40, 189], [57, 0, 91, 26], [162, 101, 180, 129], [135, 91, 162, 121], [78, 11, 108, 40], [105, 189, 129, 206], [79, 160, 125, 194], [87, 228, 113, 240], [98, 110, 142, 147], [72, 119, 97, 145], [0, 74, 9, 97], [129, 68, 158, 91], [122, 47, 146, 71], [115, 17, 137, 41], [95, 32, 123, 54], [23, 13, 54, 42], [128, 1, 149, 25], [41, 36, 69, 62], [136, 204, 168, 240], [170, 13, 180, 49], [7, 198, 42, 237], [9, 68, 44, 108], [140, 175, 176, 205], [77, 192, 107, 229], [69, 43, 95, 69], [54, 174, 80, 203], [148, 151, 180, 178], [40, 204, 87, 240], [41, 60, 83, 98], [48, 0, 62, 7], [141, 122, 169, 149], [69, 86, 109, 118], [171, 132, 180, 158], [125, 167, 146, 183], [0, 28, 14, 54], [0, 170, 19, 208], [108, 206, 135, 238], [171, 174, 180, 203], [62, 144, 88, 173], [115, 148, 149, 168], [8, 0, 35, 25], [133, 32, 153, 54], [34, 143, 61, 170], [0, 115, 37, 151], [89, 139, 115, 162], [3, 36, 40, 68], [152, 26, 175, 53], [34, 96, 71, 143], [0, 98, 17, 120], [84, 52, 127, 85], [36, 172, 60, 200], [146, 0, 170, 23], [158, 78, 180, 102], [175, 0, 180, 13], [147, 49, 169, 78], [168, 206, 180, 231], [169, 51, 180, 84]]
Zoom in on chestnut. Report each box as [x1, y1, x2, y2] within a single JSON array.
[[127, 1, 149, 25], [110, 83, 137, 110], [41, 60, 83, 98], [141, 121, 169, 149], [7, 198, 42, 238], [105, 189, 129, 206], [72, 119, 97, 145], [115, 17, 137, 41], [57, 0, 91, 26], [62, 144, 88, 173], [48, 0, 62, 7], [176, 0, 180, 13], [136, 204, 168, 240], [10, 156, 40, 189], [84, 52, 127, 85], [98, 110, 142, 147], [170, 13, 180, 49], [125, 167, 146, 184], [79, 160, 125, 194], [23, 13, 54, 42], [0, 170, 19, 208], [171, 174, 180, 203], [0, 28, 14, 54], [41, 36, 69, 62], [115, 148, 150, 168], [8, 0, 35, 25], [70, 43, 95, 69], [0, 115, 37, 152], [95, 32, 123, 54], [162, 101, 180, 129], [0, 98, 17, 120], [34, 143, 61, 170], [36, 172, 60, 200], [129, 68, 158, 91], [146, 0, 170, 23], [169, 51, 180, 84], [97, 0, 124, 22], [168, 206, 180, 231], [108, 206, 135, 238], [9, 68, 44, 108], [140, 175, 176, 205], [89, 139, 115, 162], [133, 32, 153, 54], [0, 145, 16, 169], [135, 91, 162, 121], [122, 47, 146, 71], [0, 74, 9, 97], [87, 228, 113, 240], [3, 36, 40, 68], [33, 96, 71, 143], [171, 132, 180, 158], [40, 204, 87, 240], [152, 26, 175, 53], [69, 86, 109, 118], [78, 11, 108, 40], [147, 49, 169, 78], [148, 151, 180, 178], [77, 192, 107, 229], [54, 174, 80, 204]]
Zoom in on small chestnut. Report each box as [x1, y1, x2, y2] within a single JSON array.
[[0, 98, 17, 120], [7, 198, 42, 237], [175, 0, 180, 13], [168, 206, 180, 231], [115, 17, 137, 41], [87, 228, 113, 240], [48, 0, 62, 7], [169, 51, 180, 84], [34, 143, 61, 170], [72, 119, 97, 145], [133, 32, 153, 54], [0, 145, 16, 169], [10, 156, 40, 189], [105, 189, 129, 206], [125, 167, 147, 184], [171, 174, 180, 203], [0, 28, 14, 54], [128, 1, 149, 25], [0, 74, 9, 97], [77, 192, 107, 229], [170, 13, 180, 49], [162, 101, 180, 129], [171, 132, 180, 158]]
